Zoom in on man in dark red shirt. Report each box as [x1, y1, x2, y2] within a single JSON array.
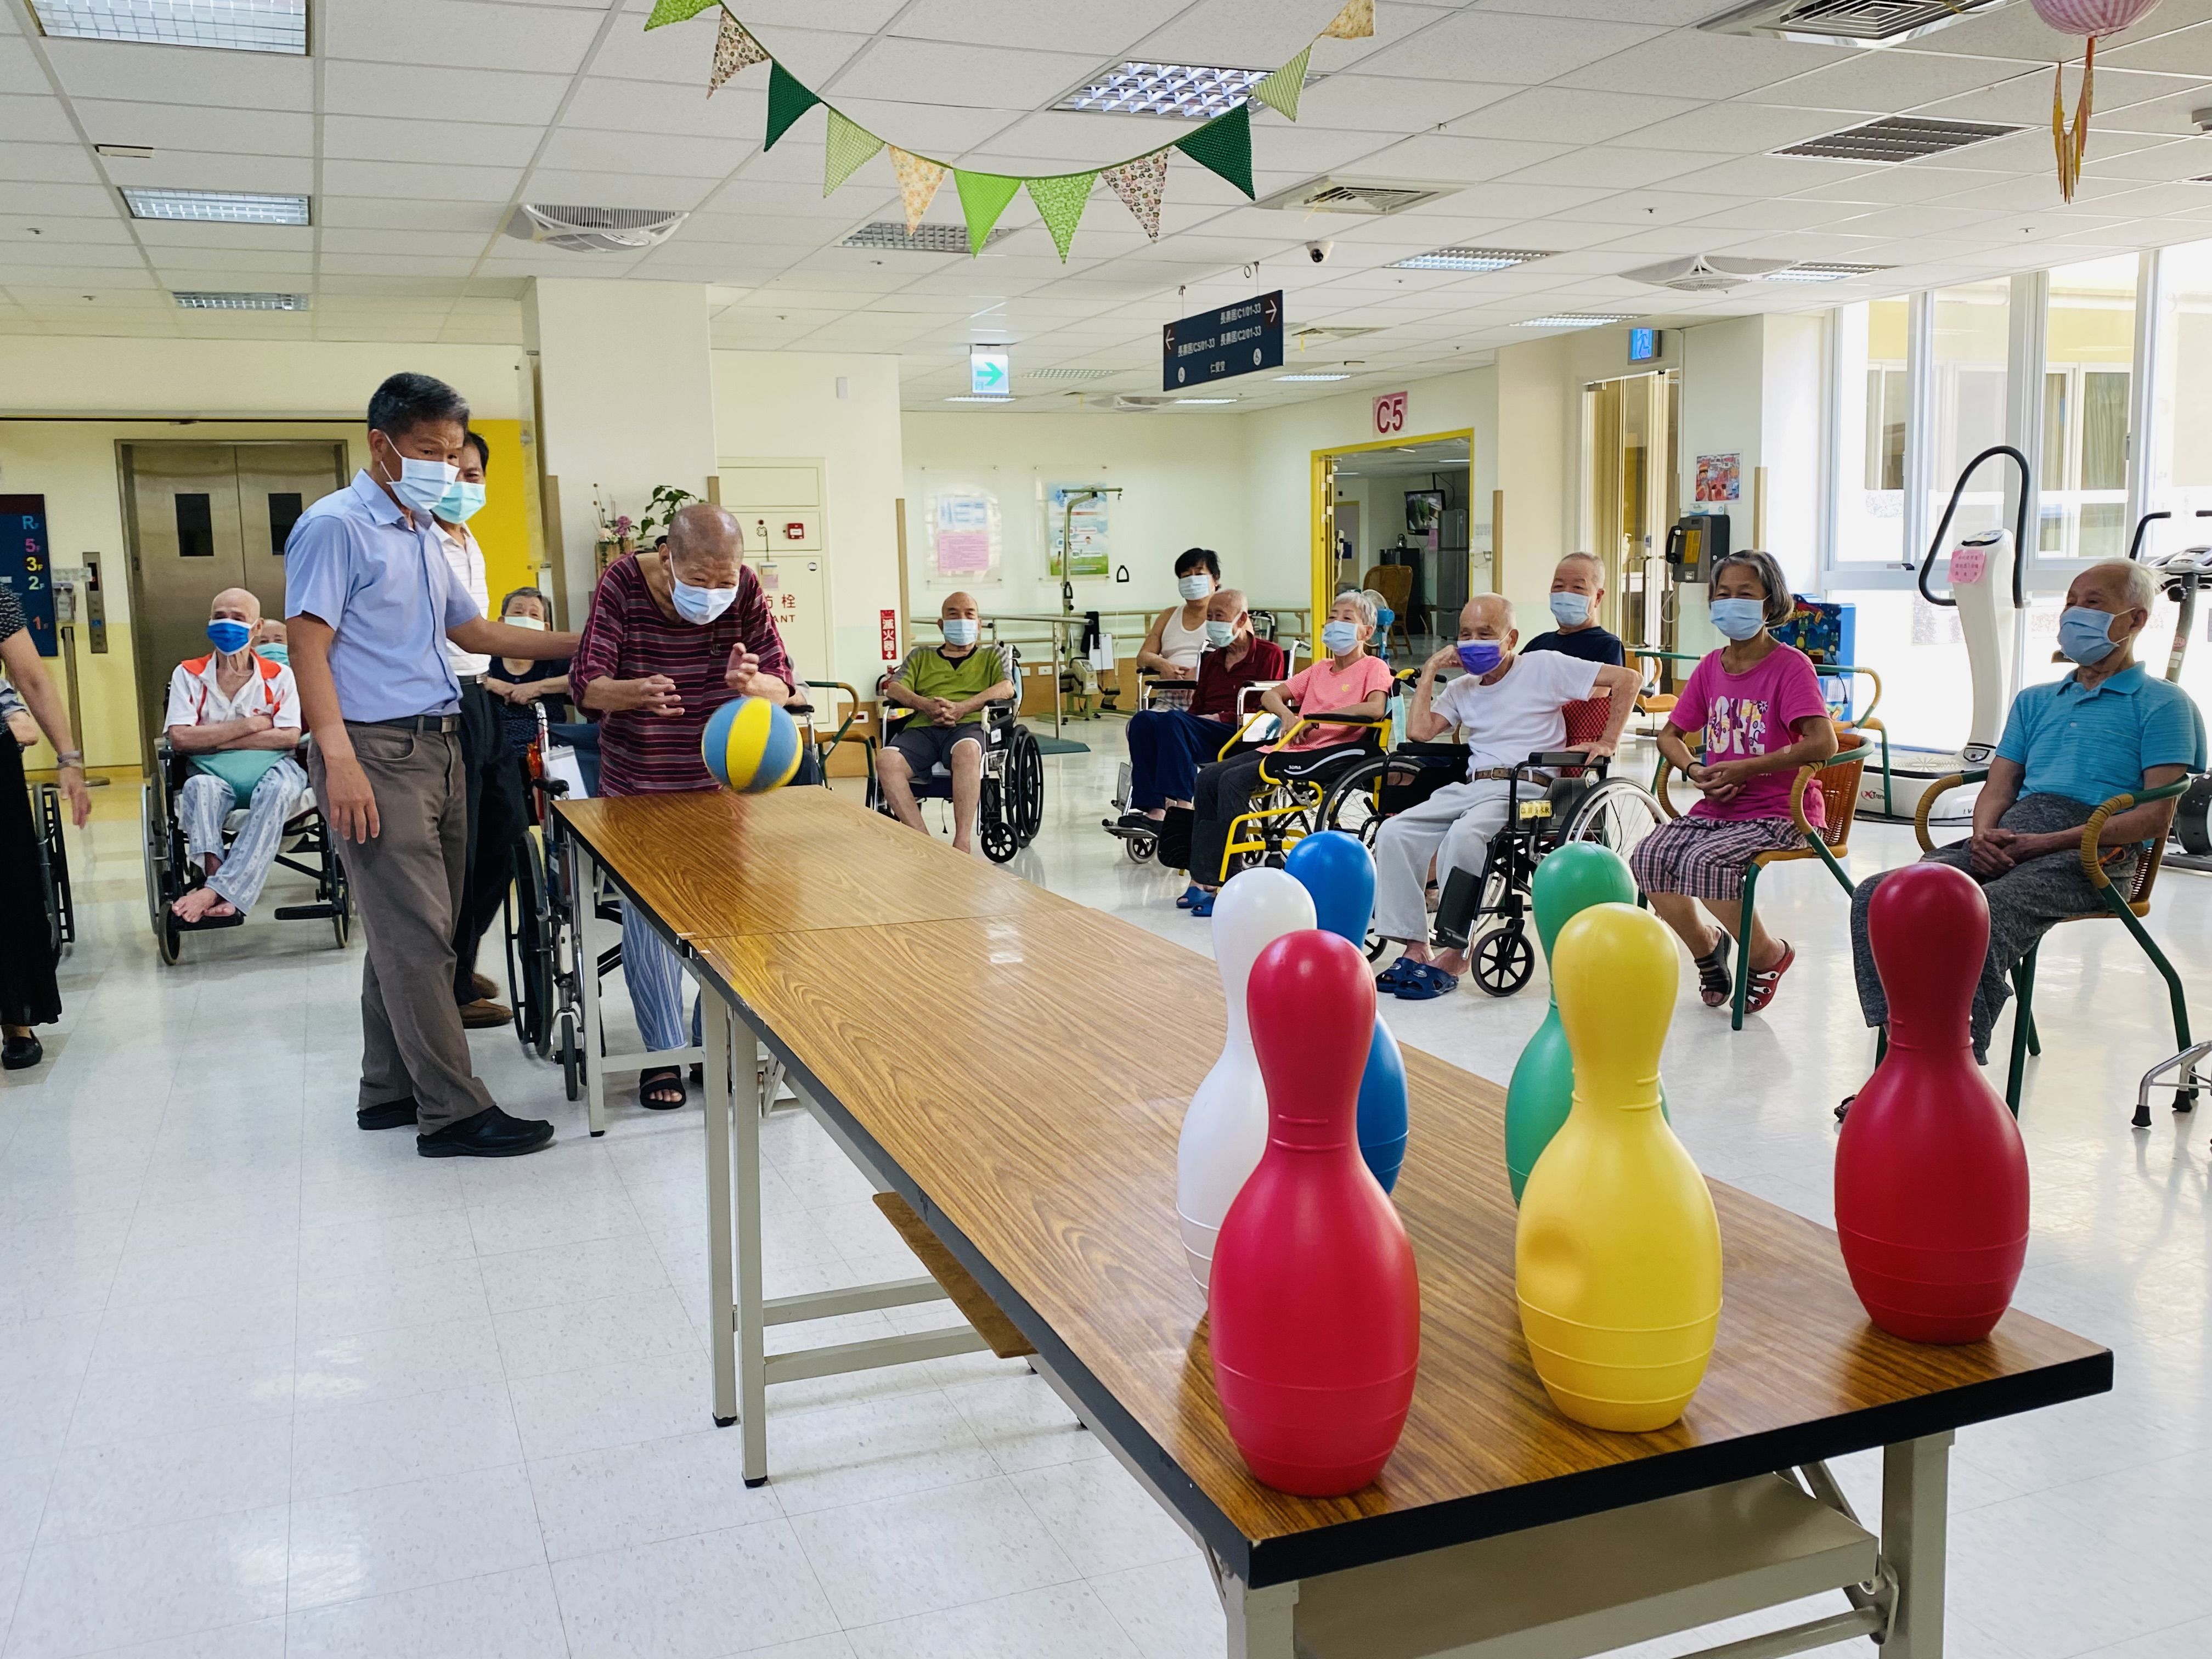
[[572, 503, 791, 1109], [1112, 586, 1285, 832]]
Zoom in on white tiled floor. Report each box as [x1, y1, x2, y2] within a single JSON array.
[[3, 727, 2209, 1658]]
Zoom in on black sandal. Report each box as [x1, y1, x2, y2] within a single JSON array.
[[1693, 931, 1733, 1008], [637, 1066, 687, 1110]]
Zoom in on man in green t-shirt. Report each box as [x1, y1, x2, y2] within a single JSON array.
[[879, 591, 1018, 854]]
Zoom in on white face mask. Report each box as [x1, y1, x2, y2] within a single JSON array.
[[671, 580, 737, 626], [438, 480, 488, 523], [503, 614, 545, 631], [1177, 573, 1212, 602], [942, 617, 980, 647], [375, 438, 456, 515]]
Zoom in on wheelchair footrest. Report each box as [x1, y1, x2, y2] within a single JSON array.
[[176, 911, 249, 932], [271, 903, 336, 921], [1432, 867, 1482, 952]]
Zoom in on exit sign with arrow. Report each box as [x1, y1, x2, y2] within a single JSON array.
[[969, 349, 1010, 396]]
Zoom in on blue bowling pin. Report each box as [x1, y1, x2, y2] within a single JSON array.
[[1284, 832, 1409, 1192]]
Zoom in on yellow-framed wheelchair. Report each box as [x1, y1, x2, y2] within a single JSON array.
[[1212, 708, 1392, 883]]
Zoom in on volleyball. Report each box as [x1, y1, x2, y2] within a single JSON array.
[[702, 696, 802, 793]]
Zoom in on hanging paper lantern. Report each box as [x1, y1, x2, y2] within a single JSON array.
[[2029, 0, 2164, 201]]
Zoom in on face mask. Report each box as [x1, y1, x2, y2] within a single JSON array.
[[207, 619, 253, 656], [1456, 640, 1503, 675], [670, 580, 736, 626], [1709, 597, 1767, 641], [1177, 573, 1212, 602], [942, 617, 979, 647], [1204, 619, 1236, 648], [503, 614, 545, 631], [437, 481, 488, 523], [2058, 605, 2121, 665], [256, 642, 288, 665], [1321, 619, 1360, 654], [377, 442, 457, 515], [1549, 592, 1591, 629]]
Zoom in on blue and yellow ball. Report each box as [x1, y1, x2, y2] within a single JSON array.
[[702, 696, 802, 793]]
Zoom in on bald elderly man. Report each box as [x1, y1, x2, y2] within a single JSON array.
[[878, 591, 1015, 855], [163, 587, 311, 923]]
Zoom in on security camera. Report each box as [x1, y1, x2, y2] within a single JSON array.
[[1306, 239, 1334, 264]]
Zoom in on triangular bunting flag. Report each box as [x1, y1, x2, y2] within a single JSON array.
[[953, 170, 1023, 255], [1322, 0, 1374, 40], [1025, 172, 1096, 262], [709, 9, 768, 95], [823, 109, 883, 195], [645, 0, 718, 28], [1175, 102, 1254, 199], [764, 60, 820, 151], [1252, 44, 1311, 121], [890, 148, 945, 233], [1102, 151, 1167, 242]]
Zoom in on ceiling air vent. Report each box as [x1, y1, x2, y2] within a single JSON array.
[[1777, 116, 2023, 163], [1027, 366, 1115, 381], [1624, 253, 1792, 292], [1701, 0, 2015, 47], [844, 221, 1014, 254], [1256, 177, 1458, 217], [506, 204, 687, 252], [1293, 325, 1382, 346], [1111, 394, 1176, 412]]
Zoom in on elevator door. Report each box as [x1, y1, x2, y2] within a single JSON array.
[[121, 441, 347, 763]]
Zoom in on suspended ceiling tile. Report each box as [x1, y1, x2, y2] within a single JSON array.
[[1922, 67, 2212, 128], [728, 24, 880, 87], [2091, 87, 2212, 138], [0, 93, 80, 144], [42, 39, 313, 112], [1483, 0, 1720, 22], [563, 77, 766, 140], [1557, 29, 1852, 101], [0, 142, 98, 185], [101, 151, 314, 194], [1495, 145, 1726, 191], [70, 99, 312, 157], [1790, 165, 2014, 206], [510, 169, 721, 211], [1295, 73, 1522, 136], [0, 180, 119, 217], [1685, 198, 1891, 231], [323, 0, 605, 73], [1353, 134, 1578, 186], [317, 196, 506, 234], [591, 13, 735, 84], [1756, 50, 2040, 116], [319, 252, 483, 278], [1134, 0, 1387, 70], [0, 239, 144, 267], [1444, 86, 1703, 146], [1933, 173, 2149, 212], [537, 128, 754, 179], [150, 245, 312, 271], [722, 0, 910, 32], [1355, 9, 1666, 86], [890, 0, 1189, 54], [827, 39, 1105, 109], [0, 211, 131, 242], [322, 116, 545, 170], [130, 221, 311, 250], [2101, 20, 2212, 76], [323, 61, 570, 126], [323, 158, 522, 205]]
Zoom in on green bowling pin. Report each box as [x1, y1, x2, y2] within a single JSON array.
[[1505, 844, 1656, 1201]]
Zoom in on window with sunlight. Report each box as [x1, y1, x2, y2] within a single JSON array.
[[2040, 255, 2136, 565], [1833, 297, 1909, 565], [2148, 238, 2212, 715]]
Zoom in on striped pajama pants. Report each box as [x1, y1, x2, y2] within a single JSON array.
[[177, 757, 308, 916], [620, 902, 701, 1055]]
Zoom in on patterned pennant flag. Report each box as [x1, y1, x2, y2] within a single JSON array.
[[645, 0, 718, 27], [1175, 102, 1254, 199], [1322, 0, 1374, 40], [823, 109, 883, 195], [709, 9, 768, 95], [764, 60, 820, 150], [954, 170, 1023, 255], [1252, 43, 1311, 121], [891, 148, 945, 233], [1025, 171, 1096, 262], [1102, 151, 1167, 241]]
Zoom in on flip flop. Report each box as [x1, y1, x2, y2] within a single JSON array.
[[1176, 884, 1204, 909], [1746, 941, 1795, 1015], [1392, 961, 1459, 1001]]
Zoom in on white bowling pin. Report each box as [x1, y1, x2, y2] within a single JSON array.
[[1177, 867, 1317, 1291]]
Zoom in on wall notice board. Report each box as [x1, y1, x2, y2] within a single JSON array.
[[0, 495, 56, 657]]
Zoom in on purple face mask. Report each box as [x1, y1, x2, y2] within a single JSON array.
[[1456, 640, 1503, 675]]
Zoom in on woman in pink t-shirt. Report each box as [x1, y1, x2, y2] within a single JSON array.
[[1629, 550, 1838, 1013]]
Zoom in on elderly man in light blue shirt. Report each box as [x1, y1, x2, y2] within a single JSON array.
[[286, 371, 578, 1159]]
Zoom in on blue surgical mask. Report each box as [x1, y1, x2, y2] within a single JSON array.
[[207, 619, 252, 656], [381, 450, 456, 515], [1456, 640, 1502, 675], [670, 579, 736, 626], [1549, 592, 1591, 629], [1204, 619, 1236, 648], [943, 617, 979, 647], [1321, 619, 1360, 654], [257, 642, 287, 665], [437, 480, 488, 523], [1709, 597, 1767, 641], [2058, 605, 2121, 665], [1177, 573, 1212, 602]]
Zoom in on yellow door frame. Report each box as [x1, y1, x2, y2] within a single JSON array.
[[1310, 428, 1477, 627]]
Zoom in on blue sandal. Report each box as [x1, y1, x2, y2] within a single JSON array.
[[1176, 884, 1204, 909], [1374, 957, 1417, 992], [1391, 961, 1459, 1001], [1190, 891, 1217, 917]]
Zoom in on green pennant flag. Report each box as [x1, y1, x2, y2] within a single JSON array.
[[954, 170, 1023, 255], [644, 0, 718, 27], [823, 109, 883, 195], [1175, 101, 1254, 199], [1025, 171, 1096, 262], [764, 61, 821, 151], [1252, 44, 1310, 122]]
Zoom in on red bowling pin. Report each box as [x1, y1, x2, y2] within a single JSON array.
[[1835, 862, 2029, 1344], [1208, 929, 1421, 1495]]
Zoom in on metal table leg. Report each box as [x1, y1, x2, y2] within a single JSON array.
[[1882, 1431, 1951, 1659], [733, 1000, 769, 1485], [574, 842, 607, 1137], [1222, 1574, 1297, 1659], [702, 991, 738, 1430]]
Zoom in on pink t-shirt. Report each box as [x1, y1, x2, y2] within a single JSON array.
[[1274, 652, 1393, 749], [1671, 644, 1830, 825]]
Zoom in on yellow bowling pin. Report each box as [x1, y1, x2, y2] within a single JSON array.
[[1515, 902, 1722, 1432]]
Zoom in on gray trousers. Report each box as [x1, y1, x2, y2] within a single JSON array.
[[311, 723, 495, 1133], [178, 755, 308, 915], [1373, 778, 1513, 943], [1851, 793, 2117, 1062]]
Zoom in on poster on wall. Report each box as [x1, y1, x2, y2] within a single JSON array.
[[0, 495, 57, 658], [929, 490, 1000, 578], [1694, 453, 1742, 503], [1047, 484, 1111, 579]]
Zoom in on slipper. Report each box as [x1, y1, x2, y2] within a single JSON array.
[[637, 1065, 687, 1111], [1694, 932, 1733, 1008], [1176, 884, 1204, 909], [1392, 961, 1459, 1001], [1374, 957, 1417, 992], [1189, 891, 1216, 918], [1746, 941, 1795, 1015]]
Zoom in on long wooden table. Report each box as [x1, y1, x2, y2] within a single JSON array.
[[558, 788, 2111, 1659]]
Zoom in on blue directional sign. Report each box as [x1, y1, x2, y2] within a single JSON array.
[[1163, 290, 1282, 391], [970, 349, 1010, 396], [0, 495, 56, 658]]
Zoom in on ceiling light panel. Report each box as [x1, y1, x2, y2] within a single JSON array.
[[31, 0, 306, 54], [1515, 314, 1634, 328], [843, 222, 1013, 255], [1389, 247, 1556, 273], [1763, 261, 1891, 282], [1276, 373, 1351, 382], [123, 188, 309, 225], [944, 394, 1013, 403], [174, 289, 307, 309], [1057, 63, 1271, 121]]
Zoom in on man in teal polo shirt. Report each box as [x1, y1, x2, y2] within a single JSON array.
[[1850, 559, 2206, 1062]]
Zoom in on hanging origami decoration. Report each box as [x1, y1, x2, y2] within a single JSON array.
[[1102, 152, 1170, 242], [2028, 0, 2165, 201], [891, 148, 946, 233], [709, 10, 767, 95]]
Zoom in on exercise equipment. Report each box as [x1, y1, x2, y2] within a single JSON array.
[[2128, 511, 2212, 868], [1284, 830, 1408, 1192]]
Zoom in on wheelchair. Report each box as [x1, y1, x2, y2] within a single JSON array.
[[141, 737, 350, 965], [871, 667, 1043, 865], [1184, 706, 1394, 884], [1104, 676, 1288, 866], [32, 781, 73, 959], [1318, 698, 1662, 995]]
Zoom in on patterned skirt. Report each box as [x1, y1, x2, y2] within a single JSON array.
[[1629, 814, 1807, 902]]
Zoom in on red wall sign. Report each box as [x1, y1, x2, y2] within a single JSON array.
[[1373, 391, 1407, 436], [879, 607, 900, 661]]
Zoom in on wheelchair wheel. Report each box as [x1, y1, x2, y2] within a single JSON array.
[[2178, 775, 2212, 856], [979, 814, 1019, 864], [509, 834, 554, 1056], [1562, 778, 1662, 864], [1009, 726, 1044, 845], [558, 1012, 582, 1102], [1321, 758, 1392, 850], [1122, 828, 1156, 864], [141, 779, 184, 966], [1471, 924, 1536, 997], [328, 853, 352, 949]]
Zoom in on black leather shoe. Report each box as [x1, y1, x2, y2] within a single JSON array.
[[2, 1032, 43, 1070], [357, 1097, 419, 1131], [417, 1106, 555, 1159]]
